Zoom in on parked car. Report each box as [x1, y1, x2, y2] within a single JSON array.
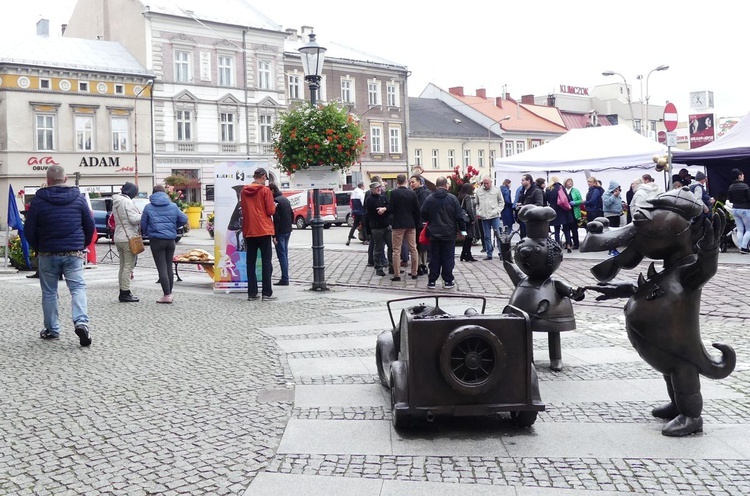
[[282, 189, 336, 229], [90, 196, 184, 242], [334, 191, 354, 227]]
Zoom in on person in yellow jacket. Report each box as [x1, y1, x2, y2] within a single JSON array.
[[240, 168, 277, 301]]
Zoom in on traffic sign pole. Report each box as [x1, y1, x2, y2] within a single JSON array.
[[662, 103, 678, 190]]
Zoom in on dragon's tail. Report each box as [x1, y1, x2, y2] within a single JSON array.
[[700, 342, 736, 380]]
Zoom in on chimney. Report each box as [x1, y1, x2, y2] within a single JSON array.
[[521, 94, 535, 105], [449, 86, 464, 97], [495, 97, 503, 109], [285, 28, 298, 39], [36, 19, 50, 36], [61, 24, 67, 36], [301, 25, 315, 37], [476, 88, 486, 99]]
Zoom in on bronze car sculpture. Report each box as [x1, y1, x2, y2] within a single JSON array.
[[376, 295, 544, 429], [581, 187, 736, 436]]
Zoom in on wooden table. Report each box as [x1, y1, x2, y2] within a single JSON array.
[[172, 259, 214, 281]]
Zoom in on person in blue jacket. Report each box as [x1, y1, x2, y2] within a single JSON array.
[[583, 176, 604, 222], [141, 185, 188, 304], [25, 165, 94, 346], [500, 178, 515, 233]]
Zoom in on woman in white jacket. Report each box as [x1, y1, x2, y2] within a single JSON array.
[[112, 182, 142, 302]]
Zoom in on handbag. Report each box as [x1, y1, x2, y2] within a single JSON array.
[[557, 187, 572, 211], [115, 204, 145, 255], [419, 221, 430, 245]]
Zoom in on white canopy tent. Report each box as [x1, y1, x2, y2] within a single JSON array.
[[492, 125, 703, 193]]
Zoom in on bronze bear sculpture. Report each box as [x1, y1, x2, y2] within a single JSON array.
[[581, 187, 735, 437]]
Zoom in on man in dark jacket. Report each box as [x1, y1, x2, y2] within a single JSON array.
[[518, 173, 543, 238], [420, 176, 466, 289], [365, 181, 392, 276], [387, 174, 420, 281], [25, 165, 95, 347], [410, 174, 430, 274], [269, 183, 293, 285]]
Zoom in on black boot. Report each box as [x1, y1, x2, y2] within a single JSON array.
[[119, 290, 139, 302]]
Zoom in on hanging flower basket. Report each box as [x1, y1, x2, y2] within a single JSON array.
[[273, 101, 366, 176]]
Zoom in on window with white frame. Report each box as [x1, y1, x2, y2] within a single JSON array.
[[220, 112, 235, 142], [36, 114, 55, 151], [489, 150, 496, 164], [258, 60, 272, 90], [516, 141, 525, 154], [75, 115, 94, 151], [370, 125, 382, 153], [505, 141, 513, 157], [431, 149, 439, 169], [288, 74, 301, 100], [341, 78, 354, 104], [448, 149, 455, 168], [111, 116, 128, 151], [477, 149, 485, 168], [463, 149, 470, 167], [368, 80, 381, 106], [218, 55, 234, 86], [259, 114, 273, 143], [176, 110, 192, 141], [386, 82, 399, 107], [414, 148, 422, 166], [389, 127, 401, 153], [175, 50, 191, 83]]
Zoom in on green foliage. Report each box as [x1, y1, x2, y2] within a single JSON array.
[[273, 101, 366, 175], [7, 234, 34, 269]]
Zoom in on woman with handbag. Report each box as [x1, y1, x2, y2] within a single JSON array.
[[141, 185, 188, 304], [113, 182, 142, 302], [458, 183, 479, 262]]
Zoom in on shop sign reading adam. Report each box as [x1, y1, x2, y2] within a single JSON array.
[[27, 155, 122, 170]]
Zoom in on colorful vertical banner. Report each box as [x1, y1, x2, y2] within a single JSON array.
[[688, 113, 715, 149], [213, 161, 268, 291]]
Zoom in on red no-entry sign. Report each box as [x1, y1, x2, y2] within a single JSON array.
[[663, 103, 678, 132]]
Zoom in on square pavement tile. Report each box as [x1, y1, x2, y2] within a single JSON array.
[[294, 384, 389, 408]]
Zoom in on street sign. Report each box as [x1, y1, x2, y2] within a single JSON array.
[[658, 131, 667, 143], [664, 103, 678, 132], [666, 132, 678, 147]]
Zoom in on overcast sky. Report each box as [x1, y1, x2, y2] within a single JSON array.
[[2, 0, 747, 121]]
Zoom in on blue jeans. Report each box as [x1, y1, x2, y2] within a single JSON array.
[[275, 232, 291, 283], [481, 217, 501, 257], [734, 208, 750, 250], [38, 255, 89, 335]]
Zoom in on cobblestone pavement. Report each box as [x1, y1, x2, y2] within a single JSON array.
[[2, 229, 750, 495]]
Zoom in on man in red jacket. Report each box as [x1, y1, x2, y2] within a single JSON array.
[[240, 168, 276, 301]]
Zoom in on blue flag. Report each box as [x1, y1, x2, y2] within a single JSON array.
[[7, 185, 32, 269]]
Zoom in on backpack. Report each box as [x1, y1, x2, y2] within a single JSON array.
[[557, 187, 572, 211]]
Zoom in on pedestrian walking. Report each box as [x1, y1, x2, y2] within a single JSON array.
[[728, 168, 750, 253], [420, 177, 467, 289], [346, 181, 365, 246], [240, 168, 277, 301], [25, 164, 94, 346], [141, 185, 188, 304], [112, 181, 142, 302], [410, 174, 430, 275], [269, 183, 292, 286]]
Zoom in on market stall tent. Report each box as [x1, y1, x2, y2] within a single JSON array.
[[672, 111, 750, 195], [493, 125, 690, 193]]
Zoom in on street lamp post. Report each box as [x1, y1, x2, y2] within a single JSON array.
[[133, 80, 154, 188], [645, 65, 670, 140], [602, 70, 635, 131], [299, 33, 328, 291], [488, 115, 511, 168]]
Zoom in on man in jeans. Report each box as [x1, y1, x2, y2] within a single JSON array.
[[240, 168, 277, 301], [475, 176, 504, 260], [269, 183, 292, 286], [25, 165, 94, 346]]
